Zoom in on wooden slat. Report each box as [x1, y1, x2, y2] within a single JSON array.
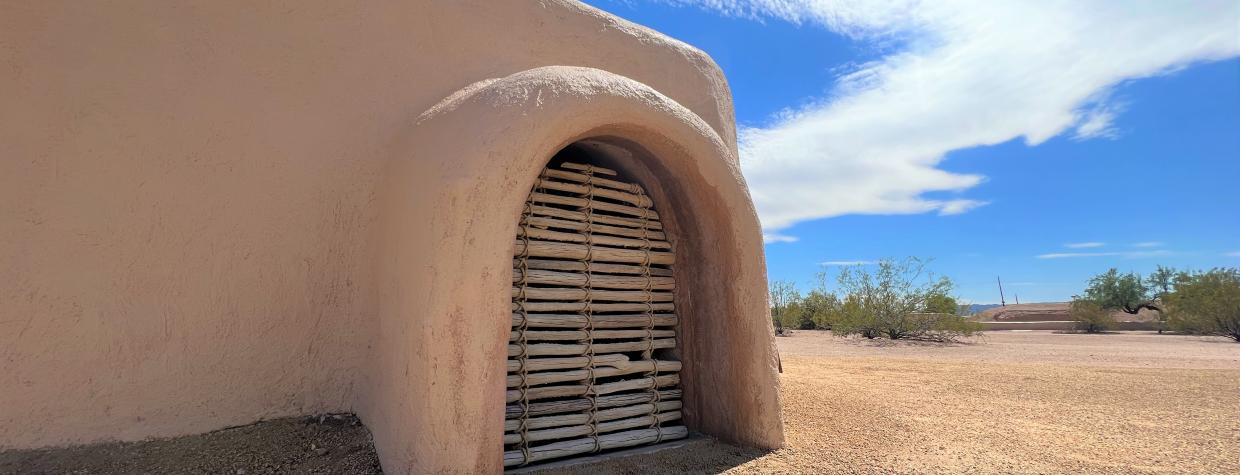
[[513, 267, 675, 289], [514, 240, 674, 265], [507, 360, 681, 387], [515, 258, 672, 277], [509, 329, 676, 342], [510, 313, 677, 330], [511, 287, 673, 302], [503, 411, 682, 444], [560, 162, 617, 176], [507, 354, 629, 373], [502, 426, 689, 467], [512, 301, 675, 313], [533, 177, 653, 208], [542, 168, 641, 194], [505, 390, 682, 419], [517, 226, 671, 250], [505, 374, 680, 403], [522, 215, 668, 241], [529, 205, 662, 230], [507, 339, 676, 358], [504, 400, 682, 432], [529, 192, 659, 220]]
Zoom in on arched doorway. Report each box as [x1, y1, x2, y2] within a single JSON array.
[[505, 144, 687, 468], [368, 67, 782, 473]]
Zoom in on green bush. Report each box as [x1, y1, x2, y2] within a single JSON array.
[[1069, 299, 1114, 333], [803, 290, 841, 329], [828, 258, 975, 341], [830, 294, 881, 339], [1165, 268, 1240, 342]]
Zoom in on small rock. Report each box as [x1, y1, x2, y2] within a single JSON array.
[[315, 447, 330, 457]]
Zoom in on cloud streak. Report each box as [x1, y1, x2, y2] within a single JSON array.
[[1036, 250, 1173, 260], [763, 233, 799, 243], [820, 260, 876, 266], [1065, 242, 1106, 249], [668, 0, 1240, 238]]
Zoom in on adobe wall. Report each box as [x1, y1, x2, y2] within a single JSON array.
[[0, 1, 782, 472]]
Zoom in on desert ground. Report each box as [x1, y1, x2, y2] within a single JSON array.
[[540, 331, 1240, 474], [3, 331, 1237, 474]]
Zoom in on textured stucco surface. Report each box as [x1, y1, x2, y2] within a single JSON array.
[[0, 1, 781, 473]]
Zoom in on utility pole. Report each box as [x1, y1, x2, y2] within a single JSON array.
[[997, 276, 1007, 307], [1015, 293, 1020, 305]]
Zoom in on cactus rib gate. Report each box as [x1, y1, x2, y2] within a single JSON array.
[[506, 160, 684, 469]]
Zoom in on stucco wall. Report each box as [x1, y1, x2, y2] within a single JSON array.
[[0, 1, 781, 472]]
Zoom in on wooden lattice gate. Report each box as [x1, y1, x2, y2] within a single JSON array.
[[505, 161, 687, 468]]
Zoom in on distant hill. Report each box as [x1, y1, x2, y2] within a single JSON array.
[[973, 302, 1159, 323], [964, 303, 1003, 315]]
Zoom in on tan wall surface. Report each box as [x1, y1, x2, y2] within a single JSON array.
[[1, 1, 782, 472]]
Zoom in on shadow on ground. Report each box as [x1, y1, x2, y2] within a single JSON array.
[[1, 417, 761, 475], [525, 437, 768, 475], [0, 414, 381, 475]]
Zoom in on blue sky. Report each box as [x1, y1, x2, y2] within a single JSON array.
[[585, 0, 1240, 304]]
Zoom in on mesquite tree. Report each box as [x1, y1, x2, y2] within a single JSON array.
[[1082, 268, 1160, 314], [1165, 268, 1240, 342], [831, 257, 976, 341]]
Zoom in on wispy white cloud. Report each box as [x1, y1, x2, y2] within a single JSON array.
[[1225, 251, 1240, 257], [1038, 252, 1120, 259], [1132, 241, 1165, 248], [763, 233, 799, 243], [1065, 242, 1106, 249], [665, 0, 1240, 239], [1073, 99, 1126, 140], [1037, 250, 1173, 259], [820, 260, 876, 266], [938, 199, 989, 216]]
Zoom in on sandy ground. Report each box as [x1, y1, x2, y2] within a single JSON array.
[[539, 331, 1240, 474], [0, 415, 380, 474], [3, 331, 1236, 474]]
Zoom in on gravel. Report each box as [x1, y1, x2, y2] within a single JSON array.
[[536, 331, 1240, 474]]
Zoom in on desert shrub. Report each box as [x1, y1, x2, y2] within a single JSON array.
[[924, 293, 959, 315], [1069, 299, 1114, 333], [769, 280, 801, 335], [902, 312, 983, 340], [803, 290, 841, 329], [784, 299, 814, 330], [831, 294, 881, 338], [829, 257, 974, 341], [1164, 268, 1240, 342]]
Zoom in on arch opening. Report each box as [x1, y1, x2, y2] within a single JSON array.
[[504, 140, 690, 468]]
